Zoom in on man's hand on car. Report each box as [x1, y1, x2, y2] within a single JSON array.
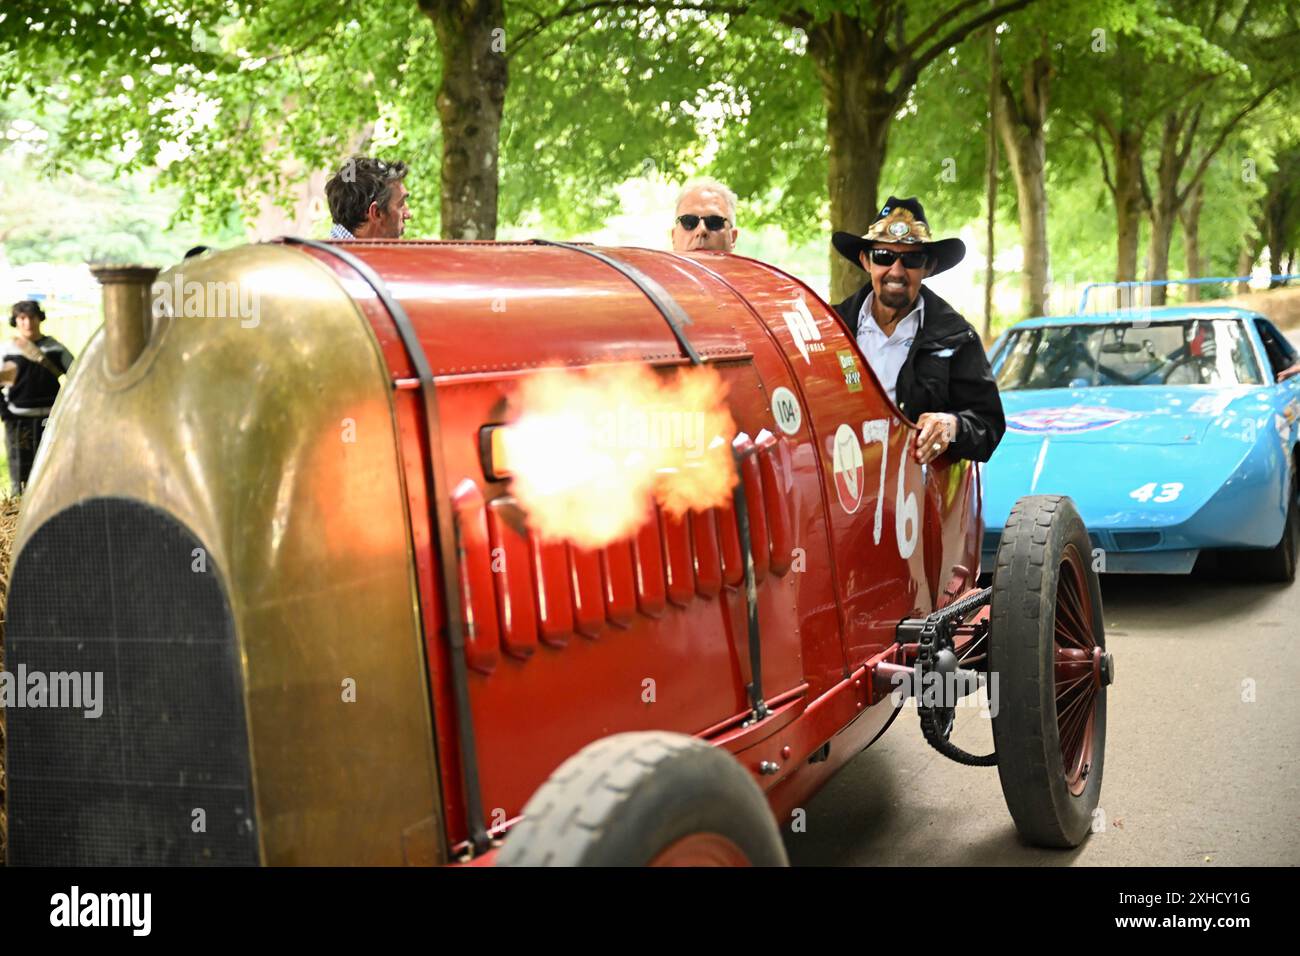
[[914, 412, 958, 464]]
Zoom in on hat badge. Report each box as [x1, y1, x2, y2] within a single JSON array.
[[888, 220, 910, 238]]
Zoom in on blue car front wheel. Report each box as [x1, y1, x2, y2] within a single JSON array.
[[1241, 480, 1298, 584]]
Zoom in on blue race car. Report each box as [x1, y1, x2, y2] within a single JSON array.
[[982, 306, 1300, 578]]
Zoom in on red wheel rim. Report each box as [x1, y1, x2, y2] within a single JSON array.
[[1052, 545, 1100, 796], [649, 833, 752, 867]]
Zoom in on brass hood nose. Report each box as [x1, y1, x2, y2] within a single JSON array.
[[90, 264, 160, 374]]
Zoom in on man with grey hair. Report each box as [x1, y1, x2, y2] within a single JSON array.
[[671, 178, 739, 253], [325, 156, 412, 239]]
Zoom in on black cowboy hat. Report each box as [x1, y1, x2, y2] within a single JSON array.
[[832, 196, 966, 276]]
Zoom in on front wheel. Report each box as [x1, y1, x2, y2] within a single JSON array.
[[496, 732, 788, 866], [1241, 478, 1299, 583], [989, 495, 1111, 848]]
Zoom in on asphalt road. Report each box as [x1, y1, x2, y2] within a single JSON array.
[[785, 572, 1300, 866]]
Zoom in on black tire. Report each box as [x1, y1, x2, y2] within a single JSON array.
[[496, 731, 788, 867], [1240, 477, 1298, 584], [989, 495, 1108, 848]]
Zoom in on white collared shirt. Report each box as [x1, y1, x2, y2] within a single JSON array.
[[856, 292, 924, 402]]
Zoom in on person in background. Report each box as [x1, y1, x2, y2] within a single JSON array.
[[2, 300, 74, 495], [671, 178, 739, 253], [325, 156, 412, 239], [1256, 320, 1300, 382]]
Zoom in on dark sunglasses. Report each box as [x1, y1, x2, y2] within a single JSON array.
[[677, 214, 729, 231], [870, 248, 932, 269]]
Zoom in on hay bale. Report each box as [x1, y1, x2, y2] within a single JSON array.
[[0, 493, 20, 865], [1206, 286, 1300, 332]]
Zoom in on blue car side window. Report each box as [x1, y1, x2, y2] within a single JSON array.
[[1255, 318, 1298, 379], [1221, 320, 1263, 385], [996, 319, 1266, 389]]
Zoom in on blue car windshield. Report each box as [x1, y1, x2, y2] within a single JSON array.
[[996, 319, 1264, 390]]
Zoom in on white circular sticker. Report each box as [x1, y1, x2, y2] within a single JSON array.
[[832, 423, 864, 515], [771, 386, 802, 436]]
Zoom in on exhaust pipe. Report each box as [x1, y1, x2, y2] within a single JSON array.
[[90, 264, 160, 374]]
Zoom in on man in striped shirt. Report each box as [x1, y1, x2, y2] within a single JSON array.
[[325, 156, 412, 240]]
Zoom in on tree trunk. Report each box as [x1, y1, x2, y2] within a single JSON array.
[[1266, 194, 1287, 287], [1268, 233, 1285, 288], [1237, 246, 1255, 294], [983, 25, 999, 339], [1180, 179, 1203, 301], [995, 52, 1051, 319], [809, 16, 896, 303], [1112, 128, 1146, 291], [1147, 200, 1176, 305], [422, 0, 507, 240], [1238, 211, 1266, 293], [1146, 116, 1182, 306]]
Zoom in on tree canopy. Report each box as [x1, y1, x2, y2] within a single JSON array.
[[2, 0, 1298, 326]]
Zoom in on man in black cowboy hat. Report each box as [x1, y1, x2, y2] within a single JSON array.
[[833, 196, 1005, 464]]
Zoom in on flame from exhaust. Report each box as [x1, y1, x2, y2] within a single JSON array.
[[501, 364, 738, 548]]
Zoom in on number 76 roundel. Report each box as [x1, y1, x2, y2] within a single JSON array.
[[831, 419, 919, 559]]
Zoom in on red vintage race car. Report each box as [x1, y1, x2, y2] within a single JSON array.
[[3, 240, 1112, 866]]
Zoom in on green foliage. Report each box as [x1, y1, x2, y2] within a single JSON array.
[[0, 90, 241, 263], [3, 1, 444, 233], [1045, 164, 1131, 287], [500, 6, 733, 235], [705, 1, 1034, 241], [882, 40, 992, 227], [694, 16, 826, 243], [1196, 129, 1270, 276], [1, 0, 1299, 305]]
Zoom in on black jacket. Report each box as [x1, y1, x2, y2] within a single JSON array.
[[833, 284, 1006, 462], [2, 335, 74, 420]]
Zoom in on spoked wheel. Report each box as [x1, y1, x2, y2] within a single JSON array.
[[1053, 550, 1103, 795], [990, 495, 1113, 848]]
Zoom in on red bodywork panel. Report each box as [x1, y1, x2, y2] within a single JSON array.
[[296, 242, 982, 858]]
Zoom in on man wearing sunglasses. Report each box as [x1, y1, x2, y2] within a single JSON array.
[[671, 178, 739, 252], [832, 196, 1004, 464]]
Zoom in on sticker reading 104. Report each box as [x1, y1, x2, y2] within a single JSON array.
[[771, 386, 803, 436]]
